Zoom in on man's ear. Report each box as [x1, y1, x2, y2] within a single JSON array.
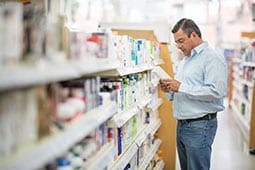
[[191, 32, 197, 38]]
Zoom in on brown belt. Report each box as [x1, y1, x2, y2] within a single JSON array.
[[178, 112, 217, 123]]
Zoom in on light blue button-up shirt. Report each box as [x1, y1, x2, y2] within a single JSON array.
[[167, 42, 228, 120]]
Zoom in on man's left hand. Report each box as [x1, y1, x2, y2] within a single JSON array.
[[159, 79, 181, 92]]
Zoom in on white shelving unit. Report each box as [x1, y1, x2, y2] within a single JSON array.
[[0, 5, 165, 168], [109, 119, 162, 170], [146, 98, 163, 113], [108, 95, 163, 170], [138, 139, 161, 170], [107, 95, 152, 128], [0, 59, 119, 91], [153, 59, 164, 66], [136, 119, 161, 147], [230, 100, 250, 142], [98, 59, 163, 77], [229, 35, 255, 150], [242, 61, 255, 67], [0, 57, 164, 170], [0, 101, 117, 170], [109, 142, 137, 170], [154, 160, 165, 170], [82, 142, 115, 170]]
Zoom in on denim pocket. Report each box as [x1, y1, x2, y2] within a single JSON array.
[[182, 121, 209, 148], [189, 120, 209, 131]]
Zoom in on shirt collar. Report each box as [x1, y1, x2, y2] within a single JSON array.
[[192, 41, 208, 56], [183, 41, 208, 60]]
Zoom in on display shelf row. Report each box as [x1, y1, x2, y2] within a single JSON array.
[[242, 61, 255, 67], [107, 95, 152, 128], [145, 98, 163, 113], [233, 80, 242, 92], [0, 101, 117, 170], [136, 119, 161, 147], [233, 57, 255, 67], [154, 160, 165, 170], [232, 57, 242, 63], [0, 59, 117, 91], [138, 139, 161, 170], [230, 101, 250, 142], [0, 58, 164, 92], [110, 141, 137, 170], [97, 59, 164, 77], [109, 120, 161, 170], [233, 65, 242, 76], [232, 90, 250, 107], [233, 73, 254, 87], [242, 79, 254, 87], [81, 103, 162, 170], [233, 73, 242, 83], [83, 141, 115, 170], [153, 59, 164, 66]]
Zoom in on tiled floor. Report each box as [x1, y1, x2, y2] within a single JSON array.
[[175, 102, 255, 170]]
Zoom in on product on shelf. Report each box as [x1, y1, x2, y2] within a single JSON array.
[[0, 2, 23, 67], [0, 89, 38, 156], [37, 86, 53, 139]]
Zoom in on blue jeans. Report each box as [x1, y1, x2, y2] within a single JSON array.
[[177, 118, 217, 170]]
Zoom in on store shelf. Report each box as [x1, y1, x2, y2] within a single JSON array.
[[233, 65, 242, 76], [0, 59, 119, 92], [109, 142, 138, 170], [136, 119, 161, 147], [232, 57, 242, 63], [98, 64, 154, 77], [137, 95, 152, 109], [107, 95, 151, 128], [230, 101, 250, 142], [242, 61, 255, 67], [241, 79, 254, 87], [233, 80, 242, 92], [232, 90, 250, 107], [0, 101, 117, 170], [145, 98, 163, 112], [0, 9, 173, 170], [107, 106, 139, 128], [153, 59, 164, 66], [148, 119, 161, 137], [0, 62, 76, 91], [98, 59, 164, 77], [154, 160, 165, 170], [138, 139, 161, 170], [109, 118, 161, 170], [233, 73, 242, 82], [73, 58, 119, 75], [83, 142, 115, 170]]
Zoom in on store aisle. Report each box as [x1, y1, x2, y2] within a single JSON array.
[[175, 100, 255, 170], [211, 104, 255, 170]]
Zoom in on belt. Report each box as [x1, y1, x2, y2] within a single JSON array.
[[178, 112, 217, 123]]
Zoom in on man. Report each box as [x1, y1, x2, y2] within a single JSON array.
[[159, 18, 228, 170]]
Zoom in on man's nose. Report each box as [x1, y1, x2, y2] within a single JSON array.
[[177, 43, 182, 49]]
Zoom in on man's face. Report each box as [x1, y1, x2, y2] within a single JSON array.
[[173, 29, 193, 57]]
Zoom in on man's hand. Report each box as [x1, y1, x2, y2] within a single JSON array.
[[159, 79, 181, 93]]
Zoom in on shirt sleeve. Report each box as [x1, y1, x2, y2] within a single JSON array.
[[178, 57, 228, 101]]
